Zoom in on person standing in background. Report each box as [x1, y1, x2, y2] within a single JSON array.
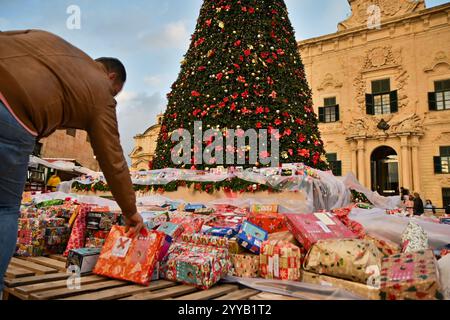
[[46, 171, 61, 192], [413, 193, 425, 216], [424, 199, 436, 216], [404, 194, 415, 217], [400, 187, 410, 199]]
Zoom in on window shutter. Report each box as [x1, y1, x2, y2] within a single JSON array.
[[434, 156, 442, 174], [318, 107, 325, 123], [390, 91, 398, 113], [428, 92, 437, 111], [335, 161, 342, 176], [335, 105, 340, 121], [366, 94, 374, 115]]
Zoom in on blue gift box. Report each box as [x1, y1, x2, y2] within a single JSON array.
[[141, 211, 169, 229], [204, 226, 239, 239], [440, 218, 450, 225], [162, 201, 181, 211], [157, 222, 184, 239], [184, 204, 206, 212], [236, 221, 268, 254]]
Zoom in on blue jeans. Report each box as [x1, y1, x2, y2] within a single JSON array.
[[0, 100, 36, 293]]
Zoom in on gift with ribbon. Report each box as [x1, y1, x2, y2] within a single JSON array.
[[286, 212, 357, 251], [93, 226, 165, 285], [260, 240, 302, 281]]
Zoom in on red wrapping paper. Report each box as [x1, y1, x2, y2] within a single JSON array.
[[286, 212, 357, 251], [93, 226, 165, 285], [64, 205, 90, 257], [331, 207, 366, 239], [248, 213, 288, 234]]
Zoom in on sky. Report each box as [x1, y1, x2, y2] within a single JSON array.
[[0, 0, 448, 164]]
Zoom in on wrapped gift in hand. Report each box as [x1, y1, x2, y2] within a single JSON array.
[[93, 226, 165, 285]]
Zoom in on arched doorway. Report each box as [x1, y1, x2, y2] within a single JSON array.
[[371, 146, 399, 196]]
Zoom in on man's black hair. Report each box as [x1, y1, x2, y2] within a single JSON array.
[[95, 57, 127, 83]]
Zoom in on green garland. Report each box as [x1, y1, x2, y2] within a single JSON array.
[[73, 178, 280, 194], [350, 189, 372, 205]]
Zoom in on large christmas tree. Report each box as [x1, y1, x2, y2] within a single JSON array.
[[154, 0, 328, 172]]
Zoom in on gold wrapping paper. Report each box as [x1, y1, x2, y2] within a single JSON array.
[[268, 231, 299, 245], [364, 233, 401, 257], [228, 238, 247, 254], [230, 253, 260, 278], [304, 239, 383, 284], [301, 271, 380, 300]]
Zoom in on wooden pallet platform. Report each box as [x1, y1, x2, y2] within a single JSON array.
[[2, 255, 274, 300]]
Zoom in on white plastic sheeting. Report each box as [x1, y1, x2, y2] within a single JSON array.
[[69, 167, 355, 212], [29, 155, 99, 176], [343, 173, 401, 209], [31, 191, 120, 210], [222, 276, 365, 300], [438, 255, 450, 300], [350, 207, 450, 249]]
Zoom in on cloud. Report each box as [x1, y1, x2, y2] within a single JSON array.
[[143, 74, 174, 93], [116, 90, 166, 164], [138, 20, 190, 50], [0, 18, 9, 29], [144, 75, 163, 87]]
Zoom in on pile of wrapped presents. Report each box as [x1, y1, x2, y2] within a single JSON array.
[[15, 197, 450, 300]]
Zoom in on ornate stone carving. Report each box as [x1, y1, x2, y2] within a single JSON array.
[[345, 118, 373, 137], [424, 51, 450, 73], [389, 113, 424, 134], [434, 132, 450, 142], [395, 69, 409, 109], [317, 73, 343, 91], [345, 113, 424, 138], [438, 176, 450, 185], [338, 0, 426, 31], [362, 46, 401, 71], [353, 45, 409, 115]]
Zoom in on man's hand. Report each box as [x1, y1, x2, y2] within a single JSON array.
[[123, 213, 145, 238]]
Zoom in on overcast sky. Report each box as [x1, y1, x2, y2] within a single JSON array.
[[1, 0, 447, 164]]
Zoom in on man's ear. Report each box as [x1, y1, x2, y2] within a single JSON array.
[[108, 72, 118, 82]]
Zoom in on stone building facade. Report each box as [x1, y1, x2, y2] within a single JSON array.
[[298, 0, 450, 207], [129, 114, 163, 171], [37, 129, 100, 171], [131, 0, 450, 207]]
